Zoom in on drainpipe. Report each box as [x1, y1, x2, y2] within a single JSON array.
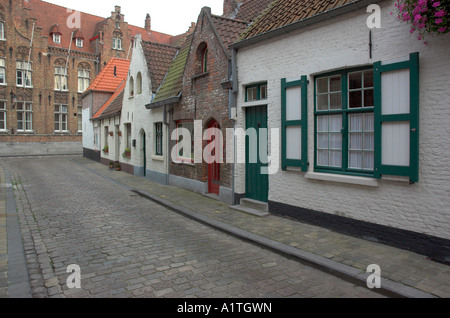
[[230, 47, 239, 205]]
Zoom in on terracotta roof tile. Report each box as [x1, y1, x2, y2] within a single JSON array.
[[86, 57, 130, 93], [142, 41, 180, 93], [240, 0, 358, 40], [210, 15, 248, 51]]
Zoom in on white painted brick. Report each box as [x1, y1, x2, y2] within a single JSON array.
[[235, 1, 450, 239]]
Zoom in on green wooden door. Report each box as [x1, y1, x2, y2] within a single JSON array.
[[245, 106, 268, 202]]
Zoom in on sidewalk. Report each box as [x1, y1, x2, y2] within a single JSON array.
[[71, 156, 449, 298], [0, 166, 7, 297]]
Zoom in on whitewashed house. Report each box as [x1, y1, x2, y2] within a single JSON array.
[[118, 34, 179, 180], [230, 0, 450, 263]]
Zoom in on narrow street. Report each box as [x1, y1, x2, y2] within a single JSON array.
[[1, 156, 382, 298]]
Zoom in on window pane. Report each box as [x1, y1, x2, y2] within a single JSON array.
[[317, 94, 328, 111], [316, 78, 328, 93], [349, 91, 362, 108], [260, 85, 267, 100], [329, 93, 341, 110], [349, 72, 362, 90], [286, 126, 302, 160], [317, 133, 329, 149], [247, 87, 257, 101], [329, 150, 342, 167], [318, 150, 329, 166], [286, 86, 301, 121], [349, 151, 362, 169], [329, 76, 341, 92], [364, 89, 374, 107], [364, 70, 374, 88]]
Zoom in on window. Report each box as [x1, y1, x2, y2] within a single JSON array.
[[0, 101, 6, 130], [78, 69, 90, 93], [176, 121, 194, 161], [76, 38, 83, 48], [136, 72, 142, 95], [245, 83, 267, 102], [125, 123, 132, 148], [129, 76, 134, 97], [0, 22, 4, 40], [0, 58, 5, 84], [16, 61, 32, 87], [17, 102, 32, 132], [53, 33, 61, 44], [155, 122, 163, 156], [202, 48, 208, 73], [54, 66, 68, 91], [312, 53, 419, 182], [54, 104, 68, 132], [315, 68, 374, 174], [77, 106, 83, 132], [113, 37, 122, 50]]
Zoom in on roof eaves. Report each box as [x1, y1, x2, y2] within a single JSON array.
[[232, 0, 381, 49]]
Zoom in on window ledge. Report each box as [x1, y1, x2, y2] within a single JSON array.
[[241, 100, 268, 108], [305, 172, 379, 187], [191, 72, 209, 80], [173, 160, 195, 167], [151, 155, 164, 162]]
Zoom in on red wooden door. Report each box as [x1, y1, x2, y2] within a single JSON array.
[[207, 120, 220, 195]]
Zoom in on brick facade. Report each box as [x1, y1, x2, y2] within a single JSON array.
[[0, 0, 173, 155]]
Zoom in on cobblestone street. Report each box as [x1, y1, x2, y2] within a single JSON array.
[[0, 156, 383, 298]]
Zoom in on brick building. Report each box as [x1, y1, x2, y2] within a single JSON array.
[[0, 0, 180, 156], [151, 1, 272, 203]]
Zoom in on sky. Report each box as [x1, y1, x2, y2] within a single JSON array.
[[43, 0, 224, 35]]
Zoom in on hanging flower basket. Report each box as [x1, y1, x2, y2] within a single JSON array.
[[102, 145, 109, 154], [122, 147, 131, 158], [393, 0, 449, 41]]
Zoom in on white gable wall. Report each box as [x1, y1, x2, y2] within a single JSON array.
[[234, 0, 450, 239]]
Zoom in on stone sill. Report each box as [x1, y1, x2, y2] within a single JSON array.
[[151, 155, 164, 162], [305, 172, 379, 187], [191, 72, 210, 80]]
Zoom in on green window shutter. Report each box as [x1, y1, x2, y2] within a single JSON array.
[[374, 52, 419, 182], [281, 76, 308, 171]]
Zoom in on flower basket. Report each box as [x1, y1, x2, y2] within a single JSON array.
[[115, 163, 121, 171], [393, 0, 449, 41], [122, 147, 131, 159], [102, 145, 109, 154], [109, 161, 114, 169], [109, 132, 114, 136]]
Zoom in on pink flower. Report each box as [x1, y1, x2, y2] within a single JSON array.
[[438, 27, 447, 32], [435, 18, 443, 24], [432, 2, 440, 8], [414, 14, 422, 21], [435, 10, 445, 17]]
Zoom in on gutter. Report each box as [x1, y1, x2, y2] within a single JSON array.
[[145, 93, 181, 109]]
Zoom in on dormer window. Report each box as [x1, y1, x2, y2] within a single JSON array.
[[53, 33, 61, 44], [76, 38, 83, 48]]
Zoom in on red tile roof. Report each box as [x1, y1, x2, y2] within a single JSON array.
[[210, 15, 249, 52], [240, 0, 357, 40], [86, 57, 130, 93], [27, 0, 177, 53], [142, 41, 180, 93], [233, 0, 275, 23]]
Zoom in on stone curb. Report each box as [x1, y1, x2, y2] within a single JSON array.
[[73, 159, 437, 298]]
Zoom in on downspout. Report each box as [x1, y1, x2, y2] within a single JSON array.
[[230, 47, 239, 205]]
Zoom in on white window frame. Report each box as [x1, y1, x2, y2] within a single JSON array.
[[54, 104, 69, 132], [0, 101, 6, 131], [0, 22, 5, 41], [16, 61, 32, 88], [53, 33, 61, 44], [0, 58, 6, 85], [17, 102, 33, 132], [54, 66, 68, 91], [75, 38, 83, 48], [113, 37, 122, 50], [78, 69, 90, 93]]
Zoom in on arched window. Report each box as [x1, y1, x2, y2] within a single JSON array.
[[136, 72, 142, 95], [196, 42, 208, 74], [129, 76, 134, 97]]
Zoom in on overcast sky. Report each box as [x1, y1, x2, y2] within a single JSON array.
[[44, 0, 224, 35]]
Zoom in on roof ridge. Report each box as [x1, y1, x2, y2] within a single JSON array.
[[211, 13, 249, 24]]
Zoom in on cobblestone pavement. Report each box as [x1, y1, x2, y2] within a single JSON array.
[[1, 156, 384, 298]]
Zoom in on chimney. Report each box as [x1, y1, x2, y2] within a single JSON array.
[[115, 6, 121, 14], [145, 13, 151, 32], [223, 0, 239, 18]]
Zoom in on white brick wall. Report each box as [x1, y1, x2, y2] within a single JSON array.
[[120, 35, 168, 175], [235, 0, 450, 239]]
